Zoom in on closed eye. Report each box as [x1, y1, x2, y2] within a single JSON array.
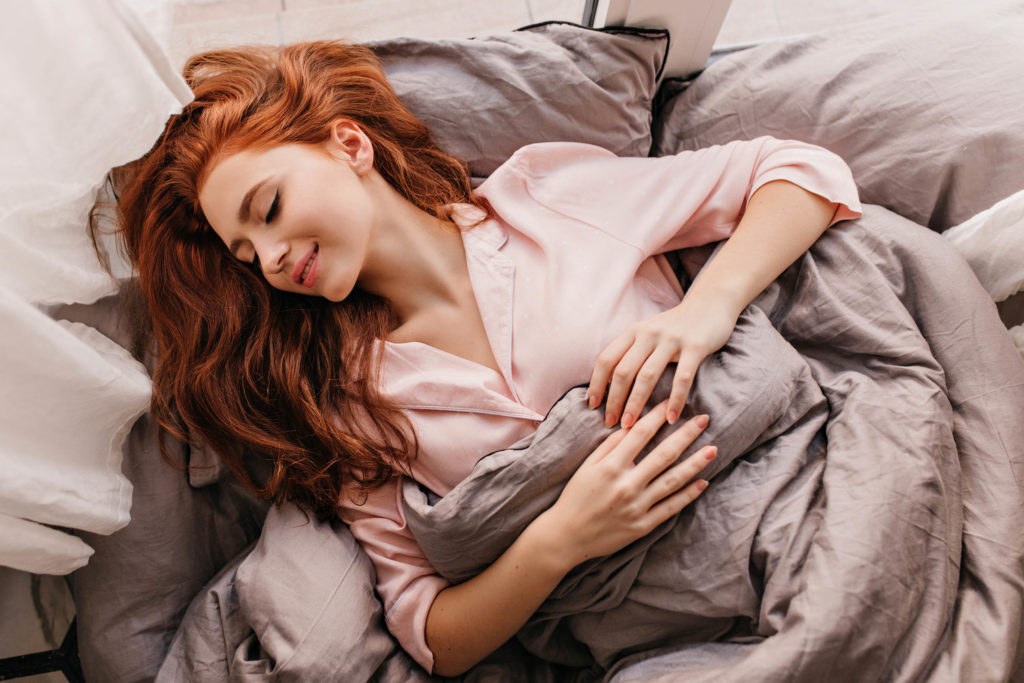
[[265, 191, 280, 223]]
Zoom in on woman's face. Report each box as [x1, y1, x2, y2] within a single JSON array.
[[198, 124, 376, 302]]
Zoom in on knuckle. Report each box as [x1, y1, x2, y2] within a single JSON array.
[[610, 483, 632, 504], [673, 490, 694, 510], [635, 329, 655, 344], [622, 496, 643, 516], [673, 374, 693, 388], [656, 446, 676, 464], [637, 369, 660, 383], [638, 421, 661, 438], [612, 367, 633, 382]]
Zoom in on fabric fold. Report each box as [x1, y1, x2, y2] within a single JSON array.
[[0, 0, 189, 573], [402, 208, 1024, 681]]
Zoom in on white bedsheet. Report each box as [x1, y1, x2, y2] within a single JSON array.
[[944, 187, 1024, 357], [0, 0, 190, 574]]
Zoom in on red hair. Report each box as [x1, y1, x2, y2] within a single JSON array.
[[109, 41, 484, 519]]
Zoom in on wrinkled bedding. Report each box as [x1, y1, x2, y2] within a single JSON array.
[[154, 206, 1024, 682], [401, 206, 1024, 681]]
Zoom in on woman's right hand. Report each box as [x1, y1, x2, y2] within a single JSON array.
[[426, 402, 715, 677], [536, 402, 715, 570]]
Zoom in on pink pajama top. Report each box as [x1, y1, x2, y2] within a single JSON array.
[[337, 137, 862, 671]]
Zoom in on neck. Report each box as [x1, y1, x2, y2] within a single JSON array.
[[355, 171, 470, 328]]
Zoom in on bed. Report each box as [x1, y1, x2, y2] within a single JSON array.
[[4, 2, 1024, 681]]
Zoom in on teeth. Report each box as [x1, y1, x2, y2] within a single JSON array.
[[301, 247, 316, 282]]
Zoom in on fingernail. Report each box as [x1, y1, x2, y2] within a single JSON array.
[[697, 479, 709, 491], [695, 414, 709, 428], [667, 409, 679, 423], [606, 413, 618, 427], [588, 394, 599, 409], [622, 412, 633, 427], [704, 446, 718, 461]]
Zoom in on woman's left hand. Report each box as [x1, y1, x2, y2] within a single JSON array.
[[587, 296, 739, 428]]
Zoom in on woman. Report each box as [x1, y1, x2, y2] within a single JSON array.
[[112, 41, 860, 676]]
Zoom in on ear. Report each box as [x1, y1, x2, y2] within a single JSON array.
[[327, 119, 374, 175]]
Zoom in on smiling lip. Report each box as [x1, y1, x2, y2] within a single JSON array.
[[292, 245, 319, 287]]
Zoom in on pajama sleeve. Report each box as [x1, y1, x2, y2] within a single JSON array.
[[338, 477, 448, 672], [502, 136, 862, 257]]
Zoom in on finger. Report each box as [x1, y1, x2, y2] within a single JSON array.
[[587, 332, 635, 409], [665, 349, 705, 424], [605, 401, 670, 468], [633, 413, 710, 484], [604, 341, 657, 427], [620, 346, 679, 428], [584, 427, 629, 465], [640, 444, 716, 509], [642, 478, 710, 533]]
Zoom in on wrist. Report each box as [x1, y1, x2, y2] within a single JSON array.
[[523, 508, 582, 576], [680, 278, 748, 320]]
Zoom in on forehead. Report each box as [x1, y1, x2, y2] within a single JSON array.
[[198, 145, 281, 235], [201, 146, 271, 203]]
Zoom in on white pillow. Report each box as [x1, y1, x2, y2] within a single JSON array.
[[943, 187, 1024, 357], [0, 0, 189, 574]]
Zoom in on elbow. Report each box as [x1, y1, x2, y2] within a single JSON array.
[[429, 648, 477, 678], [432, 661, 471, 678]]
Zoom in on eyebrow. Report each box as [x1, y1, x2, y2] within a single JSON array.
[[230, 178, 269, 257], [238, 178, 269, 224]]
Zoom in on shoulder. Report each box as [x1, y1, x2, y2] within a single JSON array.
[[491, 141, 621, 180]]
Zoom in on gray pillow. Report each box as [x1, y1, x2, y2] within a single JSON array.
[[375, 21, 668, 177], [651, 4, 1024, 232], [60, 295, 269, 683], [155, 504, 426, 683]]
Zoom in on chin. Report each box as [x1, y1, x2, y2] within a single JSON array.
[[321, 285, 350, 303]]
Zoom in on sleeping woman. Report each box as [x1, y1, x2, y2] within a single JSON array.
[[111, 40, 860, 676]]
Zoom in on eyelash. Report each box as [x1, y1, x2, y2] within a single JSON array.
[[265, 191, 280, 223]]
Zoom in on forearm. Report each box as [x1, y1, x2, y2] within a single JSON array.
[[427, 408, 713, 674], [425, 510, 572, 677], [685, 179, 839, 317]]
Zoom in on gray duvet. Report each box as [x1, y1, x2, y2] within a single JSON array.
[[159, 206, 1024, 682], [402, 207, 1024, 681]]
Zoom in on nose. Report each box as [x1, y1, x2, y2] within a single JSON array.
[[254, 237, 288, 276]]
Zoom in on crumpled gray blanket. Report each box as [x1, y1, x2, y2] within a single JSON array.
[[402, 206, 1024, 682], [158, 206, 1024, 682]]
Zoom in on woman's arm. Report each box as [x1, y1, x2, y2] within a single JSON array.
[[426, 404, 714, 676], [589, 180, 840, 427]]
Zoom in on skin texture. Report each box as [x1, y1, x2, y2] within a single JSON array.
[[200, 121, 471, 319], [587, 179, 839, 428], [199, 133, 376, 302], [199, 124, 838, 676], [427, 404, 714, 677], [428, 181, 838, 676]]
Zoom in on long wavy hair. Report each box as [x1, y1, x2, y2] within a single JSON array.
[[107, 41, 484, 519]]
